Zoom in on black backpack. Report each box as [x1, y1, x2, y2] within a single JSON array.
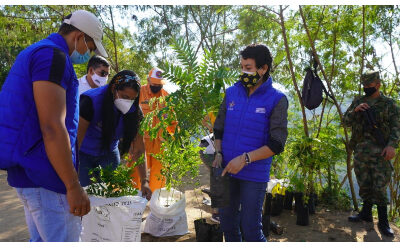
[[301, 68, 333, 110]]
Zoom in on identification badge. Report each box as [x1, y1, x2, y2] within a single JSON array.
[[255, 107, 266, 113]]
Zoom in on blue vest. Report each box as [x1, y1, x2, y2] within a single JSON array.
[[80, 85, 136, 156], [222, 77, 284, 182], [0, 34, 79, 193]]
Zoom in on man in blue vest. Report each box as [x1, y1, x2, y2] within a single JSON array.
[[212, 44, 288, 242], [0, 10, 107, 241]]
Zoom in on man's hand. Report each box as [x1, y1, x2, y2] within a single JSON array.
[[222, 154, 246, 176], [381, 146, 396, 161], [141, 182, 152, 201], [66, 182, 90, 217], [354, 103, 370, 112], [212, 153, 223, 168]]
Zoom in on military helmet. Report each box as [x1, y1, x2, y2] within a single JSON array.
[[361, 71, 380, 86]]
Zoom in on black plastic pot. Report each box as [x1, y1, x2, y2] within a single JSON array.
[[308, 194, 316, 215], [194, 218, 210, 242], [283, 191, 294, 210], [210, 167, 230, 208], [209, 223, 223, 242], [262, 213, 270, 237], [262, 193, 272, 237], [194, 218, 223, 242], [310, 193, 318, 206], [271, 194, 284, 216], [296, 204, 310, 226], [294, 192, 304, 213], [264, 193, 272, 214]]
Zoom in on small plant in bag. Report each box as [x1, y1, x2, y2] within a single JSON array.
[[85, 155, 144, 198]]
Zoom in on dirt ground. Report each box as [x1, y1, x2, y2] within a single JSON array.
[[1, 165, 399, 242]]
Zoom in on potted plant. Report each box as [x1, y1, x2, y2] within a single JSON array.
[[142, 39, 236, 240], [80, 156, 148, 242], [283, 184, 295, 210], [141, 39, 236, 240]]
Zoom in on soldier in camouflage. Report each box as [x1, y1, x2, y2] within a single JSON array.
[[344, 71, 400, 237]]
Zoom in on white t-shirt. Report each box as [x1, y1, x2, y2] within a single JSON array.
[[201, 133, 215, 155], [78, 75, 94, 95]]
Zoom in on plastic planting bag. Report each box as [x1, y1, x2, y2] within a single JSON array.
[[283, 191, 294, 210], [80, 194, 148, 242], [210, 167, 230, 208], [143, 188, 188, 237], [262, 193, 272, 237], [194, 218, 223, 242], [271, 194, 284, 216], [270, 182, 285, 216]]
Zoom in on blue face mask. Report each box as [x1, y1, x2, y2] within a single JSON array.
[[70, 36, 91, 64]]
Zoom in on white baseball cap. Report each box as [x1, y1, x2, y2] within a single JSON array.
[[148, 67, 166, 85], [63, 10, 108, 57]]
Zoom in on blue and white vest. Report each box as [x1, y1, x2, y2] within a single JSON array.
[[222, 77, 284, 182], [0, 33, 79, 193]]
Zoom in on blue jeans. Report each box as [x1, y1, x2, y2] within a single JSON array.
[[78, 148, 120, 187], [219, 177, 268, 242], [15, 187, 81, 242]]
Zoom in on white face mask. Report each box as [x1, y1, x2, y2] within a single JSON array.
[[114, 92, 134, 114], [90, 72, 108, 87], [241, 70, 257, 75]]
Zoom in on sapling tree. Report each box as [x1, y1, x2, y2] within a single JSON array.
[[140, 38, 237, 199]]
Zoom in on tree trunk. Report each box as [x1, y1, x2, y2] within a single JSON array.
[[279, 6, 309, 137], [388, 15, 400, 97], [299, 5, 358, 211], [359, 5, 366, 95], [109, 6, 119, 72]]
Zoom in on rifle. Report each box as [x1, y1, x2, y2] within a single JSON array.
[[362, 108, 394, 170]]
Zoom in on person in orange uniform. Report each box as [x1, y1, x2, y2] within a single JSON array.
[[131, 67, 175, 192]]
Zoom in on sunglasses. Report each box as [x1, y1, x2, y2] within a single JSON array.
[[96, 70, 109, 77]]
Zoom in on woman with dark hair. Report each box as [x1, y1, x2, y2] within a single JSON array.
[[212, 44, 288, 241], [77, 70, 152, 200]]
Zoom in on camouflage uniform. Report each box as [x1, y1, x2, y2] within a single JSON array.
[[343, 72, 400, 205]]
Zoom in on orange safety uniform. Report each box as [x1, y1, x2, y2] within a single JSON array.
[[131, 83, 175, 191], [208, 112, 216, 125]]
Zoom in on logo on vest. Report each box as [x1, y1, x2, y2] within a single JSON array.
[[96, 121, 103, 131], [228, 101, 235, 111], [255, 107, 266, 114]]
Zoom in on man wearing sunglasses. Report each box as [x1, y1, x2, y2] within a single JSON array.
[[0, 10, 107, 241], [78, 55, 110, 95]]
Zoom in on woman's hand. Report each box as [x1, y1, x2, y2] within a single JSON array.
[[222, 154, 246, 176], [212, 152, 223, 168]]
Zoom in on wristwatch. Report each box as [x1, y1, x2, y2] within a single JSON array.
[[214, 151, 223, 157], [244, 152, 251, 165]]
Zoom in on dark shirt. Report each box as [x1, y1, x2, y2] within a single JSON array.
[[79, 95, 95, 122]]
